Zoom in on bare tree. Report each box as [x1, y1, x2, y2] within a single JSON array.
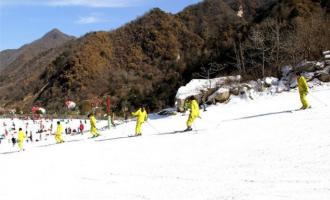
[[249, 28, 271, 77], [293, 13, 330, 61], [193, 62, 225, 88], [240, 18, 290, 78]]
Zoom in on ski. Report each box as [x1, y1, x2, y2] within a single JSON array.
[[290, 106, 312, 113], [88, 135, 101, 139], [128, 134, 142, 138], [176, 129, 193, 133], [158, 129, 196, 135]]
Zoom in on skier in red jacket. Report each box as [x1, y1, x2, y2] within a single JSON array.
[[79, 121, 84, 134]]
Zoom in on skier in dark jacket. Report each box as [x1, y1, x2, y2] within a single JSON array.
[[11, 137, 16, 147]]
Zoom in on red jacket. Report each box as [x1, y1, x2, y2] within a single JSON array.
[[79, 124, 84, 131]]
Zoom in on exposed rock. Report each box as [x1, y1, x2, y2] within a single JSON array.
[[288, 73, 298, 88], [281, 65, 293, 77], [201, 88, 218, 103], [176, 99, 186, 112], [240, 83, 252, 90], [317, 73, 330, 82], [239, 86, 255, 100], [324, 65, 330, 73], [175, 56, 329, 112], [301, 72, 315, 81], [295, 61, 319, 72], [230, 86, 240, 96], [158, 109, 177, 116], [315, 62, 325, 70], [263, 77, 279, 87], [208, 88, 230, 103], [277, 81, 289, 93], [175, 75, 241, 100]]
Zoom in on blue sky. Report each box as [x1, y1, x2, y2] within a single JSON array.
[[0, 0, 202, 51]]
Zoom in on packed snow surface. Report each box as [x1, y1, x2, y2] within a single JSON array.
[[1, 85, 330, 200]]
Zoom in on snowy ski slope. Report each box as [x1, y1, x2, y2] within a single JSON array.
[[0, 85, 330, 200]]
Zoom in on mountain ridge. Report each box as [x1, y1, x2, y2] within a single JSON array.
[[0, 28, 75, 73]]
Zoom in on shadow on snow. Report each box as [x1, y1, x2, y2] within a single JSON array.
[[223, 109, 300, 122]]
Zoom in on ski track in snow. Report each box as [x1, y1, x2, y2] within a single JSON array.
[[0, 86, 330, 200]]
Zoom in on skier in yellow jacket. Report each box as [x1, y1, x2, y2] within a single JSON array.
[[296, 72, 310, 109], [88, 113, 100, 138], [55, 121, 64, 143], [131, 106, 148, 136], [17, 128, 26, 151], [185, 96, 200, 131]]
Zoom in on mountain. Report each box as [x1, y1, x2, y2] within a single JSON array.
[[0, 29, 75, 108], [0, 29, 75, 73], [0, 0, 329, 114]]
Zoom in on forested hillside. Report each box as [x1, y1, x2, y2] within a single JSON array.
[[0, 0, 329, 114]]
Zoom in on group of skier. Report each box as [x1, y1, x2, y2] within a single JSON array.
[[9, 72, 311, 151]]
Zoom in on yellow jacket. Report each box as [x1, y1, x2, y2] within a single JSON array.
[[190, 99, 200, 117], [298, 76, 309, 94], [18, 130, 25, 142], [132, 108, 148, 123], [90, 116, 97, 128], [56, 124, 63, 135]]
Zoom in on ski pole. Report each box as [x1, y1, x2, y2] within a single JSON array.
[[146, 121, 161, 134], [309, 93, 328, 107], [192, 123, 198, 134], [121, 119, 128, 135]]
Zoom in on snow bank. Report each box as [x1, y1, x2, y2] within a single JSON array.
[[175, 75, 241, 100]]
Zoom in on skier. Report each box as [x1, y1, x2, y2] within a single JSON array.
[[131, 105, 148, 136], [296, 72, 311, 109], [11, 137, 16, 147], [17, 128, 26, 151], [55, 121, 64, 144], [185, 96, 200, 131], [200, 90, 207, 111], [29, 131, 33, 142], [79, 121, 84, 134], [50, 123, 53, 135], [88, 113, 100, 138]]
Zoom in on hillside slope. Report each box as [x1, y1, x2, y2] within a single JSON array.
[[0, 29, 75, 108], [0, 29, 75, 72]]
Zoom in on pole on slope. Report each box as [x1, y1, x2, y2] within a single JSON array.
[[106, 96, 111, 130], [146, 120, 161, 134], [121, 119, 129, 136], [309, 93, 328, 107]]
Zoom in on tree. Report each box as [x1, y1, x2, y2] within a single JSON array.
[[293, 13, 330, 61], [248, 28, 269, 77], [193, 62, 225, 88]]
